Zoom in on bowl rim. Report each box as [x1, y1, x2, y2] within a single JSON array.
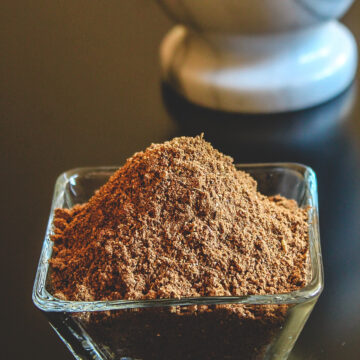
[[33, 163, 324, 313]]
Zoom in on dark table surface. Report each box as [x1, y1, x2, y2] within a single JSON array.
[[1, 1, 360, 359]]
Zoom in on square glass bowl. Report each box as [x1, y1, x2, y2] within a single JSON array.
[[33, 163, 323, 360]]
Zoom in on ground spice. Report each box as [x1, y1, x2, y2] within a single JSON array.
[[49, 135, 310, 359], [50, 135, 309, 302]]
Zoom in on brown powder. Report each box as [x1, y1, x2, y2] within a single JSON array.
[[49, 135, 310, 359], [50, 135, 309, 302], [79, 304, 289, 360]]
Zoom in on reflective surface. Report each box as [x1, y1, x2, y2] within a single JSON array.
[[1, 1, 360, 359]]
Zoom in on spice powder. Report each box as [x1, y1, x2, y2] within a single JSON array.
[[49, 135, 310, 359]]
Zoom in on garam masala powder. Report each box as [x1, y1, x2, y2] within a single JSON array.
[[49, 135, 310, 360]]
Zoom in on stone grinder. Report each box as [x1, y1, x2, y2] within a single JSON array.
[[156, 0, 357, 113]]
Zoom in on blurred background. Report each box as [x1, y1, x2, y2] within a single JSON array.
[[1, 1, 360, 359]]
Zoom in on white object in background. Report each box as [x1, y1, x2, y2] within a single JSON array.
[[157, 0, 357, 113]]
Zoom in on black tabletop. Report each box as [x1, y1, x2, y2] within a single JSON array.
[[1, 1, 360, 359]]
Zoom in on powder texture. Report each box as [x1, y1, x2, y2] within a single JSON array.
[[50, 135, 309, 302], [81, 304, 288, 360]]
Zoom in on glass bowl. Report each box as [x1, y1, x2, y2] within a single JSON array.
[[33, 163, 323, 360]]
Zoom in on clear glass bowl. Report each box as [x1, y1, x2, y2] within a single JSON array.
[[33, 163, 323, 360]]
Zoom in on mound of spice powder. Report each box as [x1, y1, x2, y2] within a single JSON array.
[[50, 135, 309, 302]]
